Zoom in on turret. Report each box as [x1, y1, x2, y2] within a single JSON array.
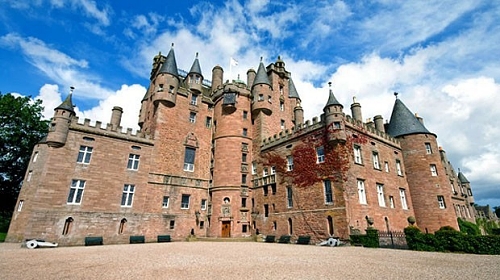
[[138, 90, 148, 128], [187, 52, 203, 94], [350, 97, 362, 122], [251, 58, 272, 116], [288, 77, 303, 124], [211, 65, 224, 92], [246, 68, 256, 89], [46, 87, 76, 148], [153, 43, 179, 108], [323, 82, 346, 143], [373, 115, 384, 132], [110, 106, 123, 131]]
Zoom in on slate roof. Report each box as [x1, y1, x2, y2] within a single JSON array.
[[253, 61, 271, 88], [386, 98, 434, 137], [458, 172, 470, 183], [288, 77, 300, 99], [324, 87, 343, 109], [188, 53, 203, 78], [56, 93, 75, 113], [159, 46, 179, 77]]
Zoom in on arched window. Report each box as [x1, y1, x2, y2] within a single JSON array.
[[119, 218, 127, 234], [62, 217, 73, 235], [288, 218, 293, 235], [327, 216, 334, 236]]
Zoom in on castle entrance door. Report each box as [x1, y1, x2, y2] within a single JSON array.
[[221, 221, 231, 237]]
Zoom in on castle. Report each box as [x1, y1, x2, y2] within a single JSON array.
[[6, 46, 476, 245]]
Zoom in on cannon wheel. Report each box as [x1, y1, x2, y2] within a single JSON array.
[[26, 240, 38, 249]]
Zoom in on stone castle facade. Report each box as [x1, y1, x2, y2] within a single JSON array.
[[6, 46, 476, 245]]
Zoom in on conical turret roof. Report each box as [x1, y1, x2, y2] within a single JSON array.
[[159, 45, 179, 77], [56, 90, 75, 113], [253, 60, 271, 88], [188, 53, 203, 79], [324, 83, 343, 110], [386, 95, 434, 137], [458, 171, 470, 183], [288, 77, 300, 99]]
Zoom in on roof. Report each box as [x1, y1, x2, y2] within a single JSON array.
[[253, 61, 271, 88], [386, 98, 434, 137], [324, 85, 343, 109], [288, 77, 300, 99], [55, 93, 75, 113], [458, 172, 470, 183], [158, 46, 179, 77], [188, 53, 203, 78]]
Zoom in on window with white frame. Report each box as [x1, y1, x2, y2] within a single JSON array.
[[162, 196, 169, 208], [396, 160, 403, 176], [280, 119, 285, 130], [354, 146, 362, 164], [127, 154, 140, 170], [357, 180, 367, 204], [190, 94, 198, 105], [17, 200, 24, 212], [67, 179, 85, 204], [287, 156, 294, 171], [372, 152, 380, 169], [181, 194, 190, 209], [121, 184, 135, 207], [324, 180, 333, 204], [425, 142, 432, 154], [316, 146, 325, 163], [263, 168, 269, 177], [258, 94, 264, 101], [252, 162, 257, 174], [271, 166, 276, 174], [377, 184, 386, 207], [205, 117, 212, 128], [168, 85, 175, 93], [430, 164, 438, 176], [158, 84, 164, 91], [286, 186, 293, 208], [384, 161, 389, 172], [389, 196, 395, 208], [77, 146, 93, 164], [27, 171, 32, 182], [201, 199, 207, 210], [33, 152, 38, 162], [189, 112, 196, 123], [280, 101, 284, 111], [450, 181, 456, 193], [183, 147, 196, 172], [437, 196, 446, 209], [399, 189, 408, 210]]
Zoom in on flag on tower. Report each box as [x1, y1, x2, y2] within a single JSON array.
[[230, 57, 238, 66]]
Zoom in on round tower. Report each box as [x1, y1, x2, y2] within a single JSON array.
[[386, 93, 458, 232], [46, 87, 75, 148], [251, 58, 272, 116], [187, 52, 203, 94], [350, 97, 363, 122], [323, 82, 346, 143], [110, 106, 123, 131], [373, 115, 384, 132], [211, 65, 224, 92], [153, 44, 180, 108], [246, 68, 256, 89]]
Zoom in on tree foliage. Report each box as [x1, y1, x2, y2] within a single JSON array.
[[0, 93, 49, 213]]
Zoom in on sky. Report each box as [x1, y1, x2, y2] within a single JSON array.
[[1, 0, 499, 207]]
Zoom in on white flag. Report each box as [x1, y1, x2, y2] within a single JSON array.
[[230, 57, 238, 66]]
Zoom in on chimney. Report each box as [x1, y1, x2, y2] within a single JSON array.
[[110, 106, 123, 130], [374, 115, 384, 132], [350, 96, 362, 122]]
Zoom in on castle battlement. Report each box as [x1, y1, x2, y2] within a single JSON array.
[[345, 115, 400, 146], [70, 116, 153, 144]]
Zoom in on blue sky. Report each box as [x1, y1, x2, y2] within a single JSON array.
[[1, 0, 499, 207]]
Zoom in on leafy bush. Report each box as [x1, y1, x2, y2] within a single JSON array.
[[458, 218, 480, 235], [349, 229, 379, 248]]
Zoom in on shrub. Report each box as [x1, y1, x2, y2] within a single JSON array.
[[458, 218, 480, 235]]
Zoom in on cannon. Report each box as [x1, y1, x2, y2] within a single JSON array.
[[318, 237, 340, 247], [26, 239, 58, 249]]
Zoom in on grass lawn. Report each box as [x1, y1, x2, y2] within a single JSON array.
[[0, 232, 6, 242]]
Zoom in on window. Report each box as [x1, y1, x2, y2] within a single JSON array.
[[181, 194, 190, 209], [121, 184, 135, 207], [201, 199, 207, 210], [241, 197, 247, 208], [271, 166, 276, 175], [17, 200, 24, 212], [263, 168, 269, 177], [425, 143, 432, 154], [200, 221, 205, 229], [396, 160, 402, 176], [280, 101, 284, 111], [62, 217, 73, 235], [243, 111, 248, 119], [33, 152, 38, 162], [451, 182, 456, 193], [271, 184, 276, 195], [242, 153, 247, 163], [437, 196, 446, 209], [286, 186, 293, 208], [263, 186, 269, 196], [273, 221, 277, 230], [127, 154, 140, 170], [252, 162, 257, 174], [158, 84, 164, 91], [162, 196, 169, 208], [67, 179, 85, 204], [183, 147, 196, 172], [288, 218, 293, 235], [268, 95, 272, 102], [27, 171, 32, 182], [377, 184, 386, 207], [400, 189, 408, 210], [354, 146, 362, 164], [327, 216, 334, 236], [168, 85, 175, 93], [324, 180, 333, 204], [281, 119, 285, 129], [189, 112, 196, 123], [384, 161, 389, 172], [242, 128, 248, 136], [333, 122, 341, 129], [169, 220, 175, 229], [357, 180, 367, 204], [119, 218, 127, 234], [258, 94, 264, 101], [287, 156, 294, 171], [389, 196, 395, 208], [372, 152, 380, 169], [242, 174, 247, 184], [190, 94, 198, 105], [205, 117, 212, 128], [430, 164, 438, 176], [264, 204, 269, 217], [316, 146, 325, 163], [77, 146, 93, 164]]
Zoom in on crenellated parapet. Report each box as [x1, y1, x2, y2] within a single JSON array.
[[345, 115, 400, 146], [70, 117, 153, 144]]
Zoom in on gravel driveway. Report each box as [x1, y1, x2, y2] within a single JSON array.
[[0, 242, 499, 279]]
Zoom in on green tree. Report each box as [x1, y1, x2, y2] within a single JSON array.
[[0, 93, 49, 215], [494, 206, 500, 218]]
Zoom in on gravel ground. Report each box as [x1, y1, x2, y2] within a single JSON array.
[[0, 242, 499, 280]]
